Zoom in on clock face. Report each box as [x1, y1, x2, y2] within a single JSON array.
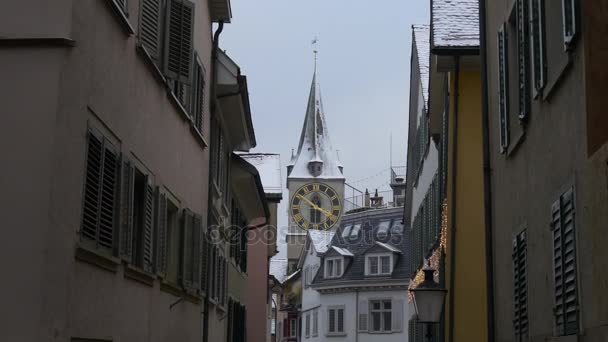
[[290, 183, 342, 230]]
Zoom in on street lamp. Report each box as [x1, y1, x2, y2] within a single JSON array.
[[411, 266, 447, 341]]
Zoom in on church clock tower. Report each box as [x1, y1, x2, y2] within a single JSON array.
[[285, 61, 345, 271]]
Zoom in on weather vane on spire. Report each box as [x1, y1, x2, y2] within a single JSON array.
[[312, 36, 319, 64]]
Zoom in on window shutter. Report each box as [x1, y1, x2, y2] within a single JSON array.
[[164, 0, 195, 85], [513, 230, 528, 341], [200, 234, 209, 294], [408, 318, 416, 342], [142, 180, 155, 273], [498, 23, 510, 152], [517, 0, 530, 121], [358, 300, 368, 331], [192, 55, 206, 132], [81, 130, 104, 244], [119, 159, 134, 261], [155, 191, 168, 275], [530, 0, 546, 92], [139, 0, 162, 62], [192, 213, 202, 291], [99, 142, 118, 251], [181, 209, 193, 288], [552, 188, 578, 336], [392, 299, 404, 332]]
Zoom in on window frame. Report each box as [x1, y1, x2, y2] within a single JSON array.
[[341, 225, 353, 238], [289, 318, 297, 337], [376, 220, 392, 237], [305, 312, 311, 338], [369, 299, 393, 333], [349, 223, 362, 238], [365, 253, 393, 276], [327, 306, 346, 335], [325, 257, 344, 279]]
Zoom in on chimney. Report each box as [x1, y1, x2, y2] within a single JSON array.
[[364, 189, 371, 207]]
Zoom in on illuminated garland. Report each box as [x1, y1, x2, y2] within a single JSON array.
[[408, 199, 448, 301]]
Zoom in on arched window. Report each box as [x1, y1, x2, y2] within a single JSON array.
[[310, 195, 322, 224]]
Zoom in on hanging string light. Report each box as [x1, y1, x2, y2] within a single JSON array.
[[408, 199, 448, 301]]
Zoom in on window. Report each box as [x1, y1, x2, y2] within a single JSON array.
[[366, 254, 393, 276], [516, 0, 531, 121], [513, 230, 528, 341], [120, 160, 155, 273], [181, 209, 202, 290], [561, 0, 577, 49], [341, 225, 353, 238], [81, 128, 119, 252], [312, 309, 319, 336], [530, 0, 546, 93], [290, 319, 297, 337], [191, 54, 206, 133], [497, 23, 510, 152], [551, 188, 578, 336], [325, 257, 343, 278], [349, 223, 362, 238], [305, 313, 311, 338], [160, 198, 180, 283], [391, 222, 404, 234], [370, 300, 392, 332], [377, 220, 391, 236], [327, 306, 345, 335]]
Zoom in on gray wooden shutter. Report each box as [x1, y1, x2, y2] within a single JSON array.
[[81, 130, 104, 244], [358, 300, 368, 332], [513, 230, 528, 341], [164, 0, 195, 85], [192, 213, 202, 291], [530, 0, 546, 92], [181, 209, 193, 288], [155, 190, 168, 275], [142, 180, 155, 272], [99, 141, 119, 251], [552, 188, 578, 336], [120, 159, 134, 262], [139, 0, 162, 62], [392, 299, 404, 332], [498, 23, 510, 152], [192, 54, 206, 131], [517, 0, 530, 121]]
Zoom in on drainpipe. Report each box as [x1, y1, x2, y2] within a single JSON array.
[[448, 56, 460, 342], [479, 0, 496, 340], [203, 21, 224, 342], [355, 289, 359, 342]]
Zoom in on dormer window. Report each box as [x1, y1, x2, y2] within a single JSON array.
[[365, 254, 393, 276], [325, 257, 343, 278], [349, 223, 361, 238], [308, 160, 323, 177], [391, 221, 404, 234], [376, 220, 391, 237], [341, 225, 352, 238]]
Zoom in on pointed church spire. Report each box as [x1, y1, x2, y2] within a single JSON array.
[[287, 48, 344, 180]]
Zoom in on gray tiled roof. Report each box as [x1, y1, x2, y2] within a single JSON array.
[[431, 0, 480, 48], [312, 206, 411, 285], [413, 24, 430, 106]]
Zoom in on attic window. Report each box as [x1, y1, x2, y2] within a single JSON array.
[[391, 222, 404, 234], [349, 223, 362, 238], [325, 257, 343, 278], [365, 254, 393, 276], [376, 220, 391, 236], [341, 225, 352, 238]]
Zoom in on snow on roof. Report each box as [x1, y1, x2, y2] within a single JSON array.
[[269, 258, 288, 283], [375, 241, 402, 254], [332, 246, 354, 257], [238, 153, 282, 195], [413, 25, 430, 107], [308, 230, 335, 254], [288, 69, 345, 180], [432, 0, 479, 48]]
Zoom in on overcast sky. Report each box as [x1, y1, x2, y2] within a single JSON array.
[[220, 0, 429, 256]]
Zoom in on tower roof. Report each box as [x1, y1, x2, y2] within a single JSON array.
[[288, 66, 344, 180]]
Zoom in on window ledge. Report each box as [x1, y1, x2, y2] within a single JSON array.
[[104, 0, 134, 35], [75, 244, 120, 273], [506, 129, 526, 158], [547, 335, 578, 342], [0, 37, 76, 47], [542, 52, 573, 102], [136, 44, 167, 84], [124, 265, 156, 286], [160, 281, 202, 304], [326, 332, 347, 337], [190, 125, 208, 148]]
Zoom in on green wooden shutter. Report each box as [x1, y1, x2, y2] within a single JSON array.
[[119, 159, 134, 261], [139, 0, 162, 62], [513, 230, 528, 341], [530, 0, 546, 92], [155, 190, 168, 275], [164, 0, 195, 84], [81, 130, 104, 244], [498, 23, 510, 152], [142, 180, 155, 272], [517, 0, 530, 121], [192, 213, 202, 291], [552, 188, 578, 335], [192, 54, 206, 131]]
